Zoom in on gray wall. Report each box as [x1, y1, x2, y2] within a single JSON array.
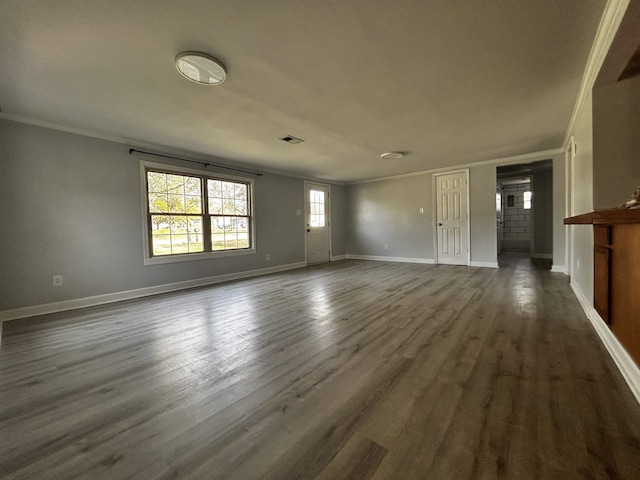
[[329, 184, 347, 256], [552, 153, 566, 271], [469, 164, 498, 264], [1, 116, 569, 314], [0, 119, 344, 311], [347, 175, 433, 259], [347, 163, 499, 265], [593, 75, 640, 209], [569, 92, 595, 302], [532, 168, 553, 257]]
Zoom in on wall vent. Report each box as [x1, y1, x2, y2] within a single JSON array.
[[280, 135, 304, 144]]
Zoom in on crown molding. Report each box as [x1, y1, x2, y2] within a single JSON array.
[[562, 0, 630, 149], [349, 148, 563, 185], [0, 113, 346, 186]]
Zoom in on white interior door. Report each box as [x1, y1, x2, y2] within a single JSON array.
[[435, 170, 469, 265], [305, 182, 330, 265]]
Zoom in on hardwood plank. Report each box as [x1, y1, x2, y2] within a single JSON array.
[[313, 432, 387, 480], [0, 254, 639, 479]]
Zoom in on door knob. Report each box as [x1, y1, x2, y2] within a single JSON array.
[[307, 229, 311, 232], [438, 223, 443, 226]]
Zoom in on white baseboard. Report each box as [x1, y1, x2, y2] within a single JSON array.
[[550, 264, 565, 273], [532, 253, 553, 259], [469, 261, 499, 269], [346, 254, 435, 264], [330, 254, 347, 261], [0, 261, 307, 323], [346, 255, 499, 269], [570, 281, 640, 405]]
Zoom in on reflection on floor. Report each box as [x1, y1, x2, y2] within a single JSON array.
[[1, 258, 639, 479]]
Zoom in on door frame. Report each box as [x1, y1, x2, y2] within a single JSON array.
[[528, 176, 535, 257], [304, 181, 332, 265], [565, 136, 576, 276], [432, 168, 471, 266], [496, 182, 503, 256]]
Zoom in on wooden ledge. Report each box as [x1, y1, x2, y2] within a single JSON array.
[[565, 209, 640, 225]]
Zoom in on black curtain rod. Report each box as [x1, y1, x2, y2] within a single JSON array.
[[129, 148, 263, 177]]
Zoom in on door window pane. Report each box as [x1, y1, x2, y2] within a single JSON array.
[[310, 190, 325, 227]]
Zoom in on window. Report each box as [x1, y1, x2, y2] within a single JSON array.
[[142, 162, 254, 264], [309, 189, 325, 227], [523, 191, 532, 210]]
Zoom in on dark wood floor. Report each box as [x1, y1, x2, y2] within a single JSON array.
[[1, 254, 640, 479]]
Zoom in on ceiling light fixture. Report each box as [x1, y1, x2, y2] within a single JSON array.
[[175, 52, 226, 85], [381, 151, 404, 159]]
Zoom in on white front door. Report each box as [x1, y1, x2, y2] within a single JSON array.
[[305, 182, 330, 265], [435, 170, 469, 265]]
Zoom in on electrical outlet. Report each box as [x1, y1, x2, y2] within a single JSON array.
[[53, 275, 63, 287], [384, 244, 389, 250], [266, 254, 270, 261]]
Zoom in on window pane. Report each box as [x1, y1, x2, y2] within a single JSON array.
[[234, 183, 247, 199], [237, 231, 250, 248], [151, 214, 203, 256], [225, 230, 239, 249], [235, 199, 247, 215], [208, 179, 221, 198], [221, 181, 235, 199], [309, 189, 325, 227], [152, 234, 172, 256], [149, 193, 169, 213], [148, 171, 202, 216], [150, 214, 170, 232], [237, 217, 249, 232], [222, 198, 237, 215], [211, 216, 249, 251], [187, 217, 203, 253], [185, 176, 201, 195], [166, 174, 185, 194], [185, 195, 202, 214], [167, 194, 185, 213], [147, 172, 167, 193], [211, 217, 229, 250], [171, 234, 189, 254], [209, 197, 223, 215]]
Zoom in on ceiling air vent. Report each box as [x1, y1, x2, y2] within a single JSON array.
[[280, 135, 304, 144]]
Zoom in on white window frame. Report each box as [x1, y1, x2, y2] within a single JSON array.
[[140, 160, 256, 266]]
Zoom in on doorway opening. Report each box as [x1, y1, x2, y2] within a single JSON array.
[[496, 160, 553, 262]]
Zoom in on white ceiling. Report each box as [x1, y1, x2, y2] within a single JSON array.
[[0, 0, 607, 182]]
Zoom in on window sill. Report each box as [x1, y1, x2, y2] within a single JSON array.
[[143, 248, 256, 266]]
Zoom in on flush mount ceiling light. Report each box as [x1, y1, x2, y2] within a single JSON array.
[[175, 52, 226, 85], [381, 151, 404, 159]]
